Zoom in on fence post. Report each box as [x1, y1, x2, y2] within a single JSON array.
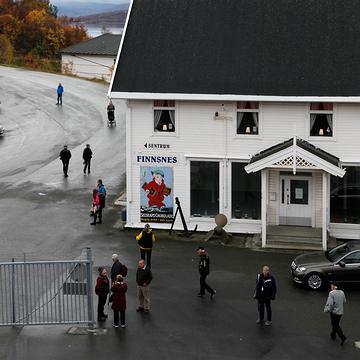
[[11, 258, 15, 324], [85, 248, 95, 327]]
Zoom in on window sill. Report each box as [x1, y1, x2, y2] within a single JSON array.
[[234, 134, 262, 140], [308, 136, 336, 142], [230, 218, 261, 223], [152, 132, 178, 137]]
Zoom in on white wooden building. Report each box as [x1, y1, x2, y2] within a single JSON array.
[[61, 33, 121, 82], [109, 0, 360, 249]]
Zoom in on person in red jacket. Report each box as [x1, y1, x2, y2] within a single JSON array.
[[95, 267, 110, 321], [111, 274, 128, 328], [90, 188, 101, 225]]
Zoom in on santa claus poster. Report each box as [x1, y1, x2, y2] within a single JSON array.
[[140, 166, 174, 223]]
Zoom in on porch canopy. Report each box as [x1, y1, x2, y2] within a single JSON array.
[[245, 137, 345, 177]]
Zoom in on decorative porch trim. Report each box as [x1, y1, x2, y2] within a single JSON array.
[[245, 137, 345, 177]]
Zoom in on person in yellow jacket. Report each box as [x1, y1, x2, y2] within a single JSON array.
[[136, 224, 155, 268]]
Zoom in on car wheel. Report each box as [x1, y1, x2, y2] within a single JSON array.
[[306, 273, 323, 290]]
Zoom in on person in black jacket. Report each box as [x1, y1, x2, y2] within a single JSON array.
[[59, 145, 71, 177], [95, 267, 110, 321], [136, 259, 152, 313], [135, 224, 155, 268], [254, 265, 277, 326], [82, 144, 92, 174], [197, 246, 216, 299], [111, 254, 123, 283]]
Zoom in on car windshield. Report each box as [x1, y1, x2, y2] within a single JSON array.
[[327, 244, 351, 262]]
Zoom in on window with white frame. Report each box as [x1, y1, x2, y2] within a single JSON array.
[[236, 101, 259, 135], [310, 103, 333, 137], [154, 100, 175, 132]]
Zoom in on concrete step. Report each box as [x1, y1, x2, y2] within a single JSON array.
[[265, 243, 323, 251], [267, 235, 321, 245], [267, 225, 322, 238]]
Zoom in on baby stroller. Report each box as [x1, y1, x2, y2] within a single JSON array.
[[107, 109, 116, 126]]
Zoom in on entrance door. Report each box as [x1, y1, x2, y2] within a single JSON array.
[[279, 176, 312, 226]]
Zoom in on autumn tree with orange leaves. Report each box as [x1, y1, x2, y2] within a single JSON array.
[[0, 0, 88, 64]]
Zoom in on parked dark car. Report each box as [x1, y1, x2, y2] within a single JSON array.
[[290, 241, 360, 290]]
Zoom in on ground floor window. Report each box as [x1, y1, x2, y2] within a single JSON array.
[[232, 163, 261, 219], [191, 161, 219, 217], [330, 166, 360, 224]]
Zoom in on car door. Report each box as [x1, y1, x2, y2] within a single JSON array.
[[334, 250, 360, 283]]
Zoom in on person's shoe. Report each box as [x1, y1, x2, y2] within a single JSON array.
[[136, 307, 144, 312], [341, 337, 346, 346], [97, 221, 102, 224], [64, 174, 68, 178], [330, 333, 336, 340], [121, 324, 126, 328], [256, 319, 264, 324], [265, 321, 272, 326], [113, 324, 119, 328], [90, 222, 96, 225], [197, 293, 204, 297], [88, 171, 91, 174], [83, 170, 86, 174], [210, 290, 216, 299]]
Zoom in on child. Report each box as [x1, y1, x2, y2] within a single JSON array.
[[111, 274, 128, 328], [90, 188, 100, 225]]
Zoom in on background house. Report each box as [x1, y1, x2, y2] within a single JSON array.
[[61, 33, 121, 82]]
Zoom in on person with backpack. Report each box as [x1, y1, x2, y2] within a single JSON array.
[[95, 267, 110, 321], [135, 224, 155, 268]]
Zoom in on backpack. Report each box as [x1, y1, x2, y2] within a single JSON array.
[[120, 264, 128, 277]]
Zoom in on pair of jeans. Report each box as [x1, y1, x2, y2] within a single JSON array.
[[62, 161, 69, 176], [138, 286, 150, 310], [199, 273, 214, 295], [113, 310, 125, 325], [57, 94, 62, 105], [97, 295, 107, 318], [140, 249, 152, 268], [258, 299, 272, 321], [330, 313, 345, 340], [83, 159, 91, 173]]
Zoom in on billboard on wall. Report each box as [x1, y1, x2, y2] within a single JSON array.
[[140, 166, 173, 223]]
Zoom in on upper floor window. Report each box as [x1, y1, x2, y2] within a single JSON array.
[[310, 103, 333, 137], [154, 100, 175, 132], [236, 101, 259, 135]]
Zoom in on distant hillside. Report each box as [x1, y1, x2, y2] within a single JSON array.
[[53, 2, 129, 17], [76, 10, 127, 27]]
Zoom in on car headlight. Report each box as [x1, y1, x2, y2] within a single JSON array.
[[297, 266, 307, 272]]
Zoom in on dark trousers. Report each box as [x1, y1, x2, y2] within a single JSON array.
[[62, 161, 69, 176], [97, 207, 103, 222], [330, 313, 345, 340], [57, 94, 62, 105], [258, 299, 272, 321], [113, 310, 125, 326], [140, 249, 152, 268], [83, 159, 91, 173], [97, 295, 107, 317], [199, 273, 214, 295]]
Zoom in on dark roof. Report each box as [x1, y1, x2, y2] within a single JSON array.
[[249, 138, 341, 167], [61, 33, 121, 56], [111, 0, 360, 97]]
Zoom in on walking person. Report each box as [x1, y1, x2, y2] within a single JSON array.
[[111, 274, 128, 328], [254, 265, 277, 326], [83, 144, 92, 174], [135, 224, 155, 268], [97, 179, 106, 224], [90, 189, 100, 225], [107, 100, 115, 124], [110, 254, 124, 283], [136, 259, 152, 314], [95, 267, 110, 321], [197, 246, 216, 299], [59, 145, 71, 177], [324, 282, 347, 345], [56, 83, 64, 105]]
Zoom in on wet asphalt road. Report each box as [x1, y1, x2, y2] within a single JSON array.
[[0, 67, 359, 359]]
